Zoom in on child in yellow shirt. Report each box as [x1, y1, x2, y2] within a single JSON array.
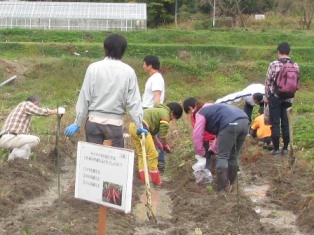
[[250, 107, 272, 148]]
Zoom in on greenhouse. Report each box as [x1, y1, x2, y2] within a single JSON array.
[[0, 1, 147, 31]]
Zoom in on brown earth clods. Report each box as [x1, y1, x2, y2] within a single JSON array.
[[0, 59, 313, 235], [0, 135, 313, 235]]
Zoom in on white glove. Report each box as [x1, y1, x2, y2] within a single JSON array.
[[57, 107, 65, 114]]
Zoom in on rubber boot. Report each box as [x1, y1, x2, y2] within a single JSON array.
[[204, 154, 211, 171], [209, 156, 216, 176], [149, 171, 162, 186], [216, 167, 228, 195], [228, 165, 238, 185], [138, 170, 145, 183]]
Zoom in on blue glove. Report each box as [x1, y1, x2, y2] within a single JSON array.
[[136, 127, 148, 136], [64, 124, 80, 137]]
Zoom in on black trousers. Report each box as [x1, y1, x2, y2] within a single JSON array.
[[85, 120, 124, 148]]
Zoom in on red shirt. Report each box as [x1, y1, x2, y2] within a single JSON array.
[[190, 113, 215, 142]]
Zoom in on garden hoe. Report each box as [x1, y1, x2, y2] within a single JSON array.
[[140, 133, 157, 223], [286, 107, 295, 169]]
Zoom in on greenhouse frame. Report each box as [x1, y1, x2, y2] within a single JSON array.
[[0, 1, 147, 31]]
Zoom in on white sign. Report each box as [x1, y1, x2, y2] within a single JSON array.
[[255, 14, 265, 20], [75, 141, 134, 213]]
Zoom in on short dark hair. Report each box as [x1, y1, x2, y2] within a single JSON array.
[[103, 34, 127, 60], [277, 42, 290, 55], [26, 95, 40, 103], [143, 55, 160, 70], [183, 97, 197, 114], [252, 93, 263, 104], [167, 102, 183, 119]]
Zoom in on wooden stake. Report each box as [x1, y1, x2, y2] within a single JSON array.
[[98, 140, 112, 235], [286, 107, 295, 169]]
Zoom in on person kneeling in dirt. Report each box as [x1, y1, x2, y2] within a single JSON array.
[[129, 103, 183, 186], [250, 106, 272, 150], [183, 97, 217, 173], [0, 96, 58, 158], [190, 102, 249, 196]]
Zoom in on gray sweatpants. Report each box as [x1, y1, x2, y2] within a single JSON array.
[[216, 118, 249, 169]]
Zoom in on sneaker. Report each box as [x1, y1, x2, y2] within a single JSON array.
[[271, 149, 281, 155]]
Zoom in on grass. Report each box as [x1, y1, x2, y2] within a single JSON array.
[[1, 28, 314, 47], [0, 28, 313, 161]]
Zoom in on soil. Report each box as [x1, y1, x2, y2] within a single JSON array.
[[0, 59, 27, 81], [0, 59, 313, 235]]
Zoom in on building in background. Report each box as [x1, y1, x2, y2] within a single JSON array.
[[0, 1, 147, 31]]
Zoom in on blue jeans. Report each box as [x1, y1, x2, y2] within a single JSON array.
[[157, 148, 165, 162], [156, 133, 165, 162]]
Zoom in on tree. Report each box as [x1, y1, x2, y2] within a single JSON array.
[[242, 0, 275, 14], [296, 0, 314, 29], [197, 0, 214, 15], [138, 0, 175, 27], [217, 0, 249, 27], [274, 0, 294, 16]]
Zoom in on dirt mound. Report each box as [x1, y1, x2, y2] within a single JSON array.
[[241, 143, 314, 235], [0, 59, 27, 81], [0, 38, 313, 234], [0, 158, 50, 218], [0, 129, 313, 234], [165, 149, 285, 234]]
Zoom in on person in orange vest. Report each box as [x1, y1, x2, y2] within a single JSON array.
[[250, 106, 272, 149]]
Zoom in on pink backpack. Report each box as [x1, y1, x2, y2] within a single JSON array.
[[274, 59, 300, 99]]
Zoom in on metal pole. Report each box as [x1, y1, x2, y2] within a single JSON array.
[[175, 0, 178, 27], [56, 106, 62, 219], [213, 0, 216, 27]]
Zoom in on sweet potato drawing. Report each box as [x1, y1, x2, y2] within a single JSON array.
[[102, 183, 122, 206]]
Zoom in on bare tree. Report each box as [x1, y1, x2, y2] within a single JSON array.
[[274, 0, 294, 16], [296, 0, 314, 29], [217, 0, 247, 28]]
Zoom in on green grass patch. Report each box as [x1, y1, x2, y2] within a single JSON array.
[[0, 28, 313, 161]]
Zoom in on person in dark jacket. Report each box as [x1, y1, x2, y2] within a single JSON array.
[[189, 101, 249, 195], [183, 97, 217, 172]]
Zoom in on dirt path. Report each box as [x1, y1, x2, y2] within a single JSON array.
[[0, 157, 76, 234], [241, 172, 304, 234], [0, 140, 313, 234]]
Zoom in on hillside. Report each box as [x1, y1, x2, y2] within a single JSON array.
[[0, 28, 313, 234]]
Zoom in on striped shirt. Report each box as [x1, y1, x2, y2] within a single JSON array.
[[265, 58, 299, 102], [0, 101, 50, 135]]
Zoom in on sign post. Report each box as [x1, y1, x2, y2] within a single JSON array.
[[98, 140, 112, 235], [75, 141, 134, 234]]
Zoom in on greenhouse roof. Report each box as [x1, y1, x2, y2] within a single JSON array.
[[0, 1, 147, 20]]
